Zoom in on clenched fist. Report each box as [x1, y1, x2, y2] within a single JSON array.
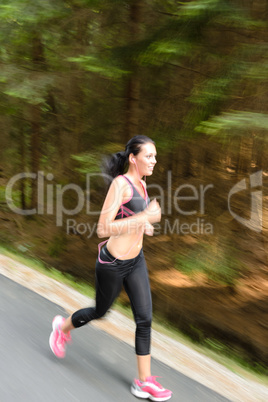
[[144, 199, 161, 224]]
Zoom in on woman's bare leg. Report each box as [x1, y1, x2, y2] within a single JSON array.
[[61, 316, 75, 334], [137, 354, 151, 381]]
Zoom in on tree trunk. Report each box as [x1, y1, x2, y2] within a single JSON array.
[[19, 126, 26, 210], [237, 134, 254, 174], [30, 104, 41, 209], [124, 1, 144, 141], [67, 8, 90, 156], [30, 32, 44, 209], [125, 68, 141, 140]]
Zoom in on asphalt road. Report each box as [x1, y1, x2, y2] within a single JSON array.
[[0, 274, 231, 402]]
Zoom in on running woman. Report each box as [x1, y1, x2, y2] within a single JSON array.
[[49, 135, 172, 401]]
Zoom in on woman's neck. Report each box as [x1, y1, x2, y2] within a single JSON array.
[[125, 167, 142, 184]]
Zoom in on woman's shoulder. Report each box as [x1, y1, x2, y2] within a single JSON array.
[[112, 175, 132, 200], [111, 175, 131, 192], [113, 174, 127, 186]]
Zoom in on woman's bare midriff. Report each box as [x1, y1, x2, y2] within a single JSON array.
[[107, 230, 144, 260]]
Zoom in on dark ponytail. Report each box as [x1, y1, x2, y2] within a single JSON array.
[[102, 135, 154, 184], [102, 151, 127, 184]]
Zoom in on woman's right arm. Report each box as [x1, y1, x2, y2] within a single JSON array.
[[97, 177, 161, 238]]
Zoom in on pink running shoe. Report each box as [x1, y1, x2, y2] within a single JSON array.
[[49, 315, 72, 358], [131, 376, 172, 401]]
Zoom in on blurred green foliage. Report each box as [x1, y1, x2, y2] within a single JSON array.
[[175, 242, 243, 287], [196, 111, 268, 138], [48, 234, 67, 257]]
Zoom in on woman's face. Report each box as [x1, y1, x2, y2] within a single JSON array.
[[135, 142, 157, 177]]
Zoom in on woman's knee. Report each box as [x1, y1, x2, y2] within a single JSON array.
[[94, 308, 108, 320], [135, 315, 151, 356], [136, 311, 152, 329], [71, 307, 98, 328]]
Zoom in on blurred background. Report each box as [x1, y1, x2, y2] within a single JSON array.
[[0, 0, 267, 373]]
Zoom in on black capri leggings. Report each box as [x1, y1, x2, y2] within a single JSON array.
[[71, 245, 152, 356]]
